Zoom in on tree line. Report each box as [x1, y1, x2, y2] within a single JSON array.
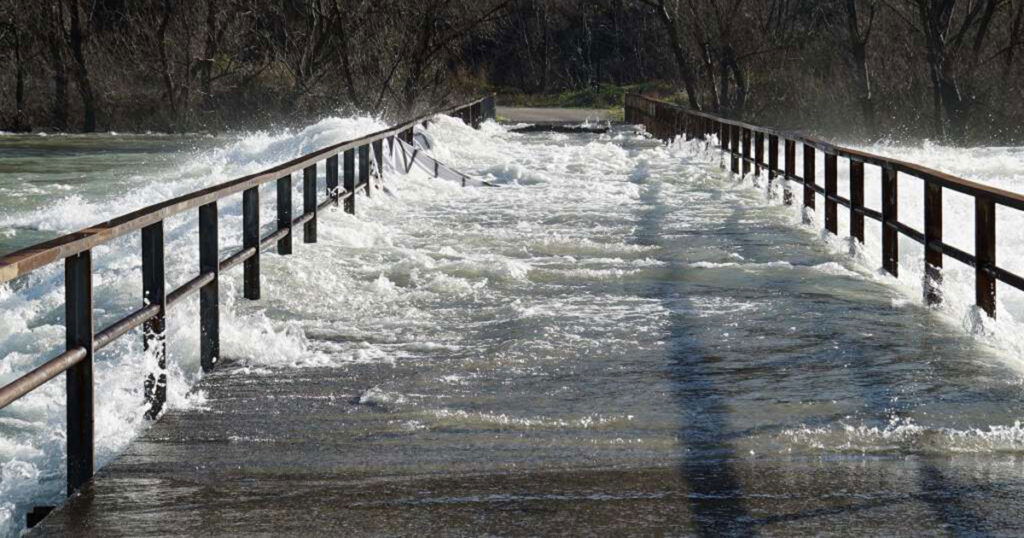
[[2, 1, 1022, 143]]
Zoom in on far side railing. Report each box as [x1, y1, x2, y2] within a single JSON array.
[[0, 95, 495, 499], [625, 93, 1020, 320]]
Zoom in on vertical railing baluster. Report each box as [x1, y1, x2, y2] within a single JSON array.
[[754, 132, 764, 177], [825, 152, 838, 234], [881, 166, 899, 277], [303, 164, 317, 243], [276, 175, 292, 255], [730, 125, 740, 174], [344, 149, 355, 214], [359, 145, 371, 198], [783, 140, 795, 206], [373, 140, 384, 180], [768, 135, 779, 196], [976, 197, 996, 318], [924, 182, 943, 305], [741, 129, 751, 176], [199, 202, 219, 372], [243, 187, 260, 299], [142, 222, 166, 420], [719, 122, 727, 169], [850, 160, 865, 244], [65, 249, 93, 496], [803, 144, 816, 221], [326, 155, 339, 206]]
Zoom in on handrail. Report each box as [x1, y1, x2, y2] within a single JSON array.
[[625, 93, 1010, 320], [0, 95, 495, 500], [0, 97, 493, 284]]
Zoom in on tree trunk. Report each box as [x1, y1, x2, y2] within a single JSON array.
[[845, 0, 876, 136], [649, 0, 701, 110], [67, 0, 96, 132], [49, 0, 68, 131], [201, 0, 216, 111], [157, 0, 178, 126]]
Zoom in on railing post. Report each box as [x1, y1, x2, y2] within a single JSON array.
[[326, 155, 339, 206], [768, 135, 779, 196], [199, 202, 219, 372], [359, 145, 371, 198], [471, 102, 482, 129], [141, 222, 166, 420], [719, 122, 727, 169], [850, 160, 865, 244], [783, 140, 795, 205], [344, 149, 356, 214], [65, 249, 93, 496], [303, 164, 317, 243], [803, 144, 816, 222], [276, 175, 292, 255], [825, 152, 838, 234], [741, 129, 751, 176], [243, 187, 260, 300], [730, 125, 740, 174], [881, 166, 899, 277], [755, 132, 764, 177], [924, 182, 943, 305], [373, 140, 384, 180], [976, 197, 996, 318]]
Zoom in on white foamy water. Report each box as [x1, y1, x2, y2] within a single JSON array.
[[3, 114, 1024, 536]]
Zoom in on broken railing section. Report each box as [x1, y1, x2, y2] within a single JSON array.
[[625, 93, 1015, 321], [0, 95, 496, 503]]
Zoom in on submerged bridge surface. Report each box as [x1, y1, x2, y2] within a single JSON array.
[[29, 111, 1024, 536]]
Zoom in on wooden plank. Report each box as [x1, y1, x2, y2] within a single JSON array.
[[303, 164, 317, 243], [344, 149, 356, 214], [276, 175, 293, 255], [784, 140, 795, 206], [825, 153, 838, 234], [803, 144, 816, 218]]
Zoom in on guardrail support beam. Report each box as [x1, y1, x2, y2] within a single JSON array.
[[359, 145, 371, 198], [803, 144, 816, 222], [976, 198, 996, 318], [850, 161, 865, 244], [326, 155, 339, 206], [742, 129, 752, 176], [243, 187, 260, 299], [755, 132, 764, 177], [783, 140, 795, 206], [276, 175, 293, 255], [344, 149, 355, 214], [768, 135, 778, 197], [825, 153, 838, 234], [882, 167, 899, 277], [303, 164, 317, 243], [65, 249, 94, 496], [924, 182, 943, 305], [142, 222, 166, 420], [199, 202, 219, 372]]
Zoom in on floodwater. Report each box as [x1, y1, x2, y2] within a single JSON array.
[[4, 117, 1024, 535]]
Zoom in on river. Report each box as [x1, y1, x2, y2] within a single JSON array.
[[3, 116, 1024, 535]]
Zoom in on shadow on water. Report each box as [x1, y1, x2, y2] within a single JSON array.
[[631, 163, 756, 536], [628, 145, 996, 535]]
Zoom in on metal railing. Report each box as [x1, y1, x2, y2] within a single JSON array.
[[0, 95, 495, 497], [626, 93, 1023, 320]]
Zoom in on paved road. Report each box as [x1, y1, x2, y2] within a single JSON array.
[[496, 106, 613, 124]]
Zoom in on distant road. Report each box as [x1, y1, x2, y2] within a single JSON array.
[[496, 106, 613, 123]]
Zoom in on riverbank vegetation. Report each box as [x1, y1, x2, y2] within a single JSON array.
[[2, 1, 1022, 143]]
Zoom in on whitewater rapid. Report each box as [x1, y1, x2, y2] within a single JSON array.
[[2, 114, 1024, 536]]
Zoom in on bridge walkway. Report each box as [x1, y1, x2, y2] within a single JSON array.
[[32, 123, 1024, 536]]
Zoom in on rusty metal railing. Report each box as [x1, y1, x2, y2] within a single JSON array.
[[626, 93, 1021, 320], [0, 95, 495, 498]]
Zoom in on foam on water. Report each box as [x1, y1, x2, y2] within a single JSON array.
[[4, 111, 1024, 536]]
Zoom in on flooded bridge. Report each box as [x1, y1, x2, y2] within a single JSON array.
[[4, 97, 1024, 536]]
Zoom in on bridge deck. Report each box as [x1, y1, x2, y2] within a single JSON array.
[[31, 127, 1024, 536]]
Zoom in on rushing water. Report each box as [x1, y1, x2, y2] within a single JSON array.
[[3, 117, 1024, 535]]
